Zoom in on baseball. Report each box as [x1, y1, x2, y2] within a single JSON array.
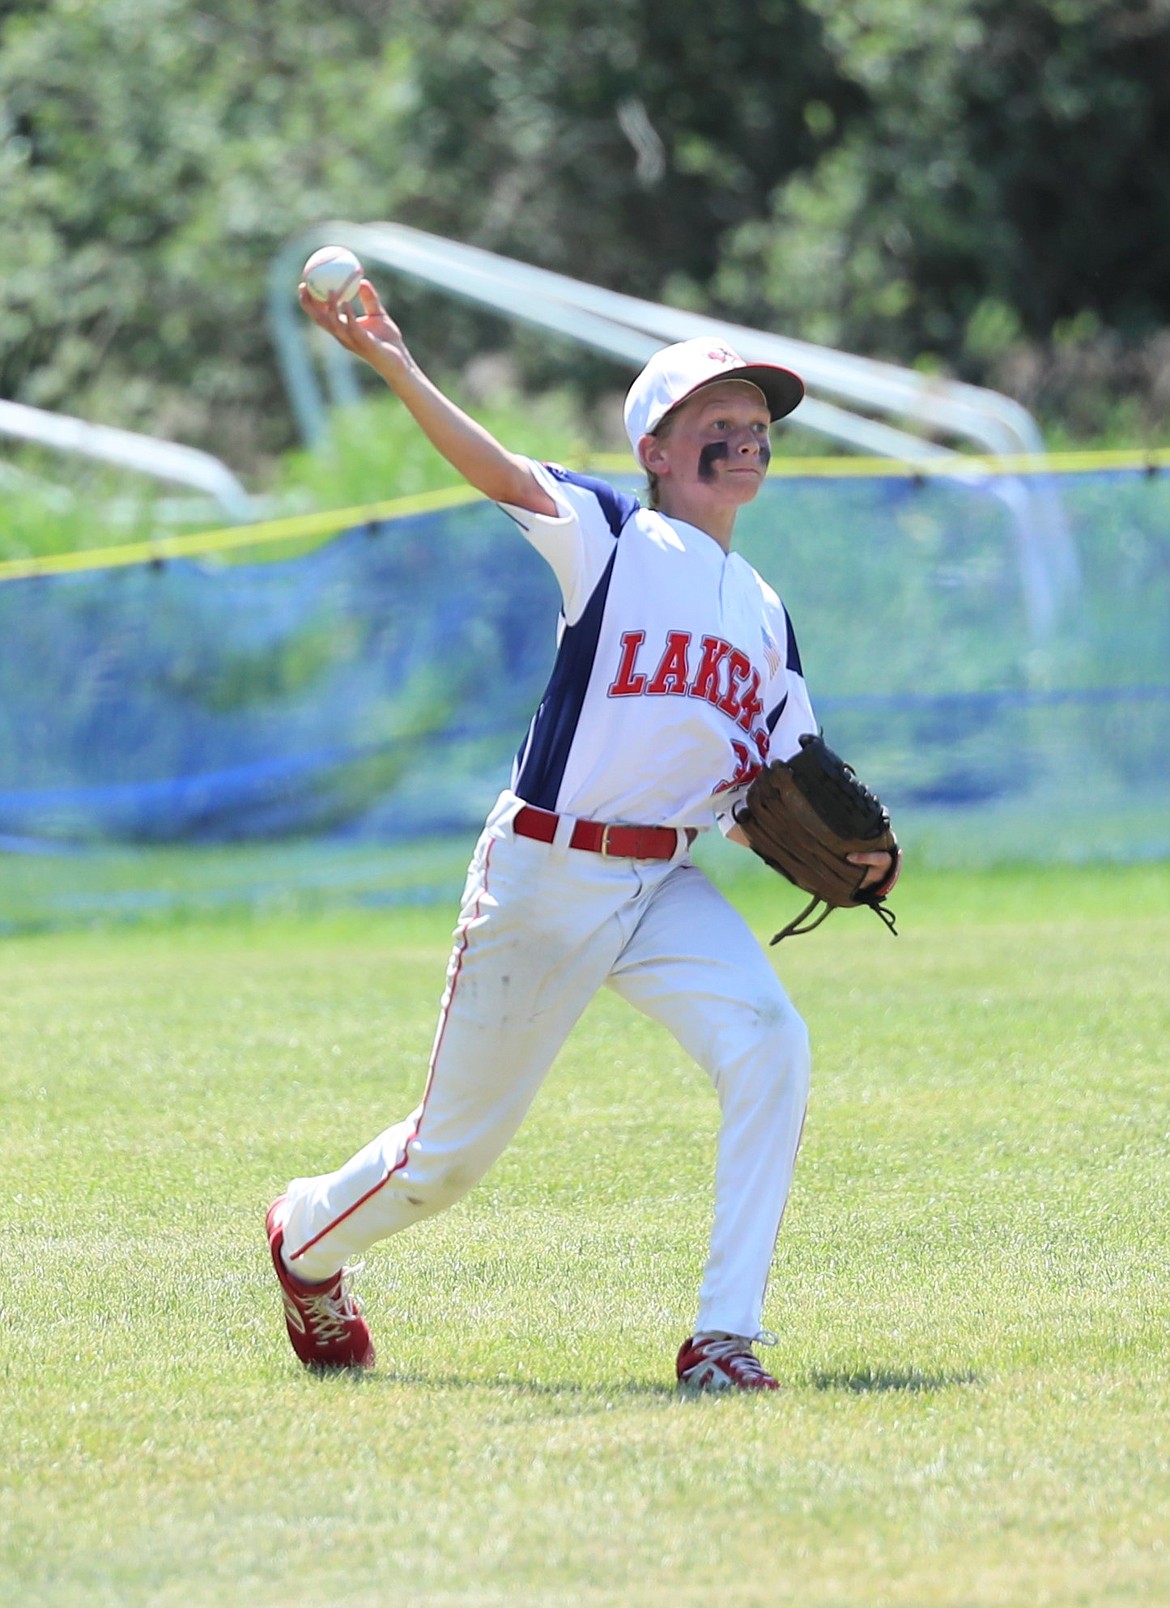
[[302, 245, 364, 303]]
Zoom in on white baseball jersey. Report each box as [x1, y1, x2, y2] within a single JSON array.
[[498, 461, 817, 829]]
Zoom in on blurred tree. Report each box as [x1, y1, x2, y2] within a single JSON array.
[[0, 0, 857, 458], [0, 0, 417, 464], [1, 0, 1168, 471], [713, 0, 1170, 373], [394, 0, 856, 295]]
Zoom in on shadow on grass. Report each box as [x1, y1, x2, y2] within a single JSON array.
[[809, 1365, 980, 1394], [300, 1364, 679, 1403], [291, 1361, 978, 1400]]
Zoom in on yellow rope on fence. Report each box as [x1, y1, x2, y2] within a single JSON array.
[[1, 447, 1166, 583], [0, 484, 478, 583]]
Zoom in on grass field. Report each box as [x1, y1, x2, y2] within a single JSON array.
[[1, 861, 1168, 1608]]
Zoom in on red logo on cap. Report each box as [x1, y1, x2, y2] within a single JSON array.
[[707, 347, 739, 365]]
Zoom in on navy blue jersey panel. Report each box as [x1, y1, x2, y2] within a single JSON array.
[[766, 693, 789, 733], [783, 605, 804, 675], [544, 466, 640, 538], [513, 547, 619, 809]]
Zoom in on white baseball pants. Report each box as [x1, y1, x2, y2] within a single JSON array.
[[278, 790, 811, 1340]]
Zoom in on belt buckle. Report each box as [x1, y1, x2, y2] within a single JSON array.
[[600, 823, 616, 858]]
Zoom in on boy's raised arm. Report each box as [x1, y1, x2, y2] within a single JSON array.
[[298, 277, 558, 518]]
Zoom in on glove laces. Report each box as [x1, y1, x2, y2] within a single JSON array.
[[770, 891, 898, 944]]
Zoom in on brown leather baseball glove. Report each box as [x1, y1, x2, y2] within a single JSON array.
[[733, 733, 901, 942]]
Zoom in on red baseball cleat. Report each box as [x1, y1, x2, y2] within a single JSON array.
[[266, 1198, 375, 1370], [676, 1333, 780, 1391]]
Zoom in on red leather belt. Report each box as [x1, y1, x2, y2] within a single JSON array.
[[513, 804, 696, 861]]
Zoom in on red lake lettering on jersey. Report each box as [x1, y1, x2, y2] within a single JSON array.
[[608, 630, 771, 789], [608, 631, 763, 730]]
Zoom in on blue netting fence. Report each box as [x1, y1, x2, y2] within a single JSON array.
[[1, 464, 1167, 928]]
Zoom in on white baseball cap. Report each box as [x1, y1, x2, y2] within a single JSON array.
[[623, 337, 805, 461]]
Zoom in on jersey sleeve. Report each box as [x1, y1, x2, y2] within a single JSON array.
[[496, 459, 638, 624]]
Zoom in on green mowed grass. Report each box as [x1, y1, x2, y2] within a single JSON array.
[[1, 863, 1167, 1607]]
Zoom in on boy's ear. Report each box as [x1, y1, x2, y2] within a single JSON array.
[[638, 432, 668, 476]]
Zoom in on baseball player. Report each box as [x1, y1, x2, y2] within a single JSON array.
[[267, 278, 897, 1391]]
